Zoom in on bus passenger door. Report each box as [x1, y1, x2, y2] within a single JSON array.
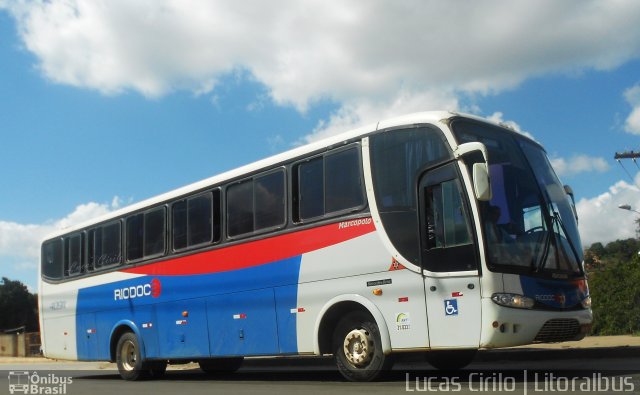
[[419, 163, 481, 348]]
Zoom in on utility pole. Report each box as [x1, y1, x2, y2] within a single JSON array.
[[615, 151, 640, 160], [615, 151, 640, 183]]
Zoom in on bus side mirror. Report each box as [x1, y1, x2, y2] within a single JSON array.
[[454, 142, 492, 201], [473, 163, 492, 201]]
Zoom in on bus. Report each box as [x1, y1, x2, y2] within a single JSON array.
[[39, 111, 592, 381]]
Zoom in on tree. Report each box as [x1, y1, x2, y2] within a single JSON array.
[[586, 239, 640, 335], [0, 277, 38, 332]]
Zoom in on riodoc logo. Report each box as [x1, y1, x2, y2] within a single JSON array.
[[114, 278, 161, 301]]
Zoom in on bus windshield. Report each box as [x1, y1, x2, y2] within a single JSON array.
[[452, 120, 583, 278]]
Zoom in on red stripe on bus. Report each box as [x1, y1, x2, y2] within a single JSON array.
[[121, 218, 375, 276]]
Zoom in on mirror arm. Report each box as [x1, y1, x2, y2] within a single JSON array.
[[454, 142, 489, 163]]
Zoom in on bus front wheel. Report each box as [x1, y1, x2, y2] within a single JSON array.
[[116, 332, 148, 381], [333, 311, 393, 382]]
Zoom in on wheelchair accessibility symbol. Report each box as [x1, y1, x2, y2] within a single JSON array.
[[444, 299, 458, 316]]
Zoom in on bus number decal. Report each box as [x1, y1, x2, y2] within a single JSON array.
[[396, 313, 411, 331]]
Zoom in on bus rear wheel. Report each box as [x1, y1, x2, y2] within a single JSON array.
[[116, 332, 148, 381], [333, 311, 393, 382]]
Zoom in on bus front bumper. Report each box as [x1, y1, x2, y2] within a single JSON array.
[[479, 298, 593, 349]]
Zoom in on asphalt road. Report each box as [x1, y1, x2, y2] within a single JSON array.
[[2, 349, 640, 395]]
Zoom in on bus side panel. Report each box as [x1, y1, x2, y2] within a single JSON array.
[[274, 284, 299, 353], [71, 255, 301, 360], [207, 288, 279, 356], [76, 313, 98, 360], [40, 282, 79, 360], [295, 229, 430, 353], [42, 316, 77, 360], [156, 299, 209, 359], [74, 272, 148, 361], [129, 305, 159, 359]]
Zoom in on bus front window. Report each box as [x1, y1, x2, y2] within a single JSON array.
[[452, 120, 583, 277]]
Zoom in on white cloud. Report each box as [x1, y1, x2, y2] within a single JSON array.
[[300, 89, 459, 143], [486, 112, 536, 140], [624, 84, 640, 134], [577, 176, 640, 246], [0, 221, 46, 260], [3, 0, 640, 123], [0, 198, 120, 269], [550, 155, 611, 177]]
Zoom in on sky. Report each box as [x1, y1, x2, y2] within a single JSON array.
[[2, 1, 640, 290]]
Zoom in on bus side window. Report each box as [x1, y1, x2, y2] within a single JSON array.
[[65, 234, 84, 276], [425, 185, 444, 249], [424, 179, 471, 250], [420, 163, 476, 272], [144, 207, 166, 257], [227, 180, 254, 237], [255, 170, 285, 230], [188, 193, 213, 245], [297, 157, 324, 221], [211, 189, 221, 243], [126, 214, 144, 261], [228, 170, 286, 238], [325, 148, 364, 213], [127, 208, 166, 261], [294, 146, 365, 223], [94, 221, 122, 267], [172, 190, 220, 251]]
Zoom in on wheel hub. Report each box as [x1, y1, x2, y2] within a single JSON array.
[[343, 329, 373, 366], [121, 340, 137, 371]]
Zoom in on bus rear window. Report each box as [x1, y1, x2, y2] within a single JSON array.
[[42, 239, 63, 280]]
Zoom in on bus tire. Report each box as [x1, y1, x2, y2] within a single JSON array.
[[426, 349, 477, 371], [198, 357, 244, 374], [333, 311, 393, 382], [116, 332, 148, 381]]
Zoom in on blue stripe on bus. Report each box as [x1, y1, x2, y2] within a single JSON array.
[[75, 255, 302, 361], [519, 275, 587, 309]]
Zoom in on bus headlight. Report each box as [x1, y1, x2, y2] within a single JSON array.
[[581, 296, 592, 309], [491, 293, 535, 309]]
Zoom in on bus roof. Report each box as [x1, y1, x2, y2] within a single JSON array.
[[42, 110, 532, 240]]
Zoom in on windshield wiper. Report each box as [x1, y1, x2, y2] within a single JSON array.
[[533, 186, 563, 273], [534, 226, 553, 272], [553, 210, 582, 270], [534, 209, 581, 273]]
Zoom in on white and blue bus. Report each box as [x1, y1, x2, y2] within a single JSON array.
[[39, 112, 592, 381]]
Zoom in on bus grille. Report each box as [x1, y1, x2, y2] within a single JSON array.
[[533, 319, 581, 343]]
